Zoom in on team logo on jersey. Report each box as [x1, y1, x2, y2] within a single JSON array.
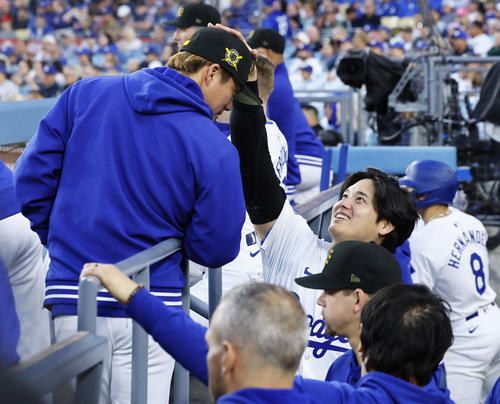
[[221, 48, 242, 70], [177, 7, 184, 17], [350, 274, 361, 283]]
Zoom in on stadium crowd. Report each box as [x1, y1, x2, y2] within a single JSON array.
[[0, 0, 499, 105]]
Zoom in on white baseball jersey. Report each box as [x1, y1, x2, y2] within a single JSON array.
[[261, 201, 350, 380], [409, 207, 500, 404], [191, 121, 288, 310], [409, 207, 496, 322]]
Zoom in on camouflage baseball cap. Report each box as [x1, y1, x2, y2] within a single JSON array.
[[181, 27, 261, 105], [165, 3, 220, 28]]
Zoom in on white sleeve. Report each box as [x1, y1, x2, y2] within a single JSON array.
[[261, 201, 330, 290]]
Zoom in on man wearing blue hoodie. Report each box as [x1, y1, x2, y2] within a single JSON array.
[[14, 27, 254, 404]]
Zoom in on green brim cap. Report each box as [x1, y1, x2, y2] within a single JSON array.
[[295, 241, 402, 294], [181, 27, 261, 105], [164, 3, 221, 28]]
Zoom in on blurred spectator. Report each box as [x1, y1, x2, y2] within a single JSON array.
[[118, 26, 143, 52], [450, 28, 473, 55], [38, 64, 63, 98], [262, 0, 292, 38], [468, 20, 493, 55], [352, 0, 380, 29], [0, 65, 20, 101], [369, 40, 384, 55], [388, 40, 405, 58], [301, 104, 324, 135]]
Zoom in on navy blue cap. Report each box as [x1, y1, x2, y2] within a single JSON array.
[[43, 64, 57, 75]]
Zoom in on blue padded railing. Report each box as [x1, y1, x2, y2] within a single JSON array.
[[320, 145, 471, 191]]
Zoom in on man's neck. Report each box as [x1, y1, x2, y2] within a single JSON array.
[[227, 369, 295, 395], [421, 204, 450, 224]]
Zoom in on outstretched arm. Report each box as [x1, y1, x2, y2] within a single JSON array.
[[80, 263, 210, 384]]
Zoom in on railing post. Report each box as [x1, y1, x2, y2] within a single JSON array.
[[131, 266, 150, 404], [173, 257, 190, 403], [208, 267, 222, 321], [77, 276, 99, 334]]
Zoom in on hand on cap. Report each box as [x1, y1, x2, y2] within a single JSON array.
[[81, 263, 138, 305], [208, 22, 258, 81]]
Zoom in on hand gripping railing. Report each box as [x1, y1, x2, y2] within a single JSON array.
[[77, 238, 182, 404], [77, 238, 223, 403]]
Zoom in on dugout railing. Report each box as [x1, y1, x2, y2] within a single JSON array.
[[78, 238, 222, 404]]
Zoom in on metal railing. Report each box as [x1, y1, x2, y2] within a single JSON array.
[[77, 238, 222, 403], [8, 331, 107, 404]]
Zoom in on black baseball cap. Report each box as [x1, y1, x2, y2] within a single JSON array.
[[295, 241, 402, 294], [247, 28, 285, 54], [165, 3, 221, 28], [181, 27, 261, 105]]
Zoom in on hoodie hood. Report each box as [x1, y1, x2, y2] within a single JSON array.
[[358, 372, 454, 404], [124, 67, 213, 118]]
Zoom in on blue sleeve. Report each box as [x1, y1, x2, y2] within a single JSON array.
[[325, 350, 361, 386], [13, 87, 74, 245], [487, 377, 500, 404], [183, 145, 246, 268], [0, 260, 20, 369], [293, 376, 351, 402], [0, 160, 20, 220], [394, 240, 413, 285], [126, 288, 209, 384], [268, 69, 301, 186]]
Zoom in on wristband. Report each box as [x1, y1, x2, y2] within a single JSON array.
[[126, 283, 144, 305]]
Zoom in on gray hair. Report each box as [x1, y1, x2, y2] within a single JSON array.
[[212, 282, 308, 373]]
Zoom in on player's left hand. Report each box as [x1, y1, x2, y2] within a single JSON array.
[[81, 263, 138, 305]]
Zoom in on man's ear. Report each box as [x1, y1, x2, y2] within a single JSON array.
[[205, 63, 221, 84], [220, 341, 237, 375], [353, 288, 369, 314], [378, 219, 395, 237]]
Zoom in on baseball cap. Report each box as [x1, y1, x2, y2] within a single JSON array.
[[414, 39, 429, 50], [247, 28, 285, 53], [389, 40, 404, 50], [181, 27, 260, 105], [369, 40, 384, 50], [452, 29, 467, 40], [43, 64, 57, 75], [300, 65, 313, 73], [295, 241, 402, 294], [144, 44, 159, 55], [165, 3, 220, 28]]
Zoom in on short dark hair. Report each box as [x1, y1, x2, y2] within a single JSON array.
[[360, 284, 453, 386], [340, 168, 418, 253]]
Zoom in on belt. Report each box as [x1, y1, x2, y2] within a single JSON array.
[[465, 302, 495, 321]]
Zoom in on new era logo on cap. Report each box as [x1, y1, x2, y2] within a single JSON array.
[[295, 241, 402, 294]]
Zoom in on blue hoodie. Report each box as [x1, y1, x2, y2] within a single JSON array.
[[14, 67, 246, 318], [0, 160, 19, 221], [218, 387, 322, 403], [126, 289, 454, 404]]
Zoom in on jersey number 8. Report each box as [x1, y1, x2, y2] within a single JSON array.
[[470, 253, 485, 295]]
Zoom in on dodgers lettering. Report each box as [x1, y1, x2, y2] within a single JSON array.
[[448, 229, 487, 269], [307, 315, 349, 358]]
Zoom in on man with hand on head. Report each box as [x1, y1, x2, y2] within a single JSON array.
[[401, 160, 500, 404], [230, 71, 418, 379], [165, 2, 221, 49], [14, 26, 252, 403]]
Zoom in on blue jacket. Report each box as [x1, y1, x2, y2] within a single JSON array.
[[14, 67, 246, 317], [325, 349, 447, 392], [295, 372, 454, 403], [0, 259, 20, 369], [218, 387, 322, 403], [0, 160, 20, 221], [394, 241, 413, 285], [126, 289, 453, 403]]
